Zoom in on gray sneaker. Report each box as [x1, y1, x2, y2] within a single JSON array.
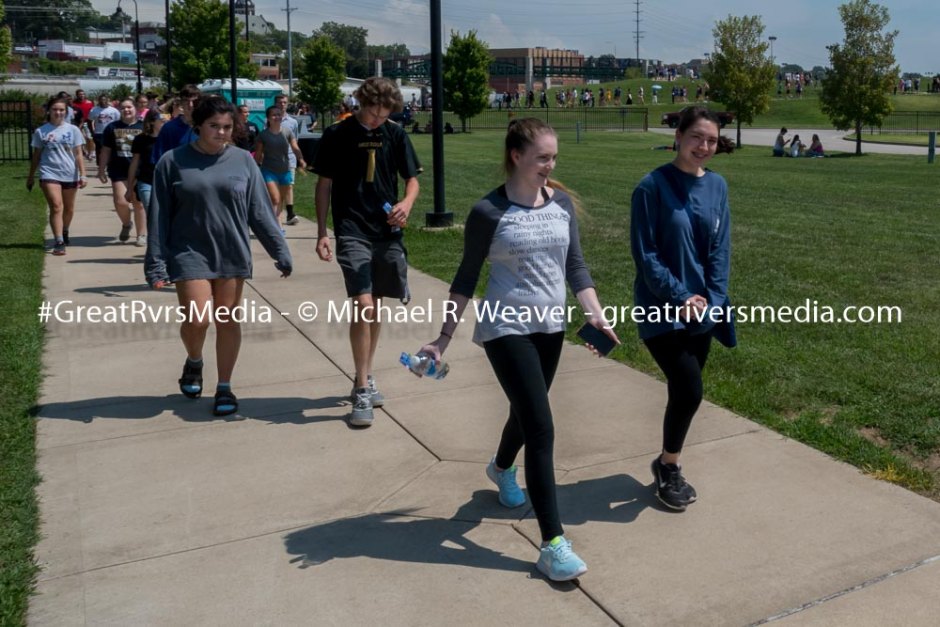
[[367, 375, 384, 408], [349, 387, 374, 427], [285, 215, 300, 225], [350, 376, 384, 408]]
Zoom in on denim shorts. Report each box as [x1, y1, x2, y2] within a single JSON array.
[[136, 182, 152, 210]]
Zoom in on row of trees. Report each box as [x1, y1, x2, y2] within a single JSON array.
[[705, 0, 898, 155]]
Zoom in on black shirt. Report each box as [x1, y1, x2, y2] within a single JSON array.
[[235, 121, 260, 152], [103, 120, 143, 180], [130, 133, 157, 184], [313, 117, 422, 241]]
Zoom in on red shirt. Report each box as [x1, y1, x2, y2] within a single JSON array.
[[72, 99, 93, 122]]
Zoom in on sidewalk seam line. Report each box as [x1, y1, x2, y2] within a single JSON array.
[[244, 280, 444, 461], [750, 553, 940, 624]]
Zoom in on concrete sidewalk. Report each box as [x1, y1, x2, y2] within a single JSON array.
[[29, 177, 940, 626]]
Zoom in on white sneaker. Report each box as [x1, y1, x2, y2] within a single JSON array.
[[135, 235, 147, 247]]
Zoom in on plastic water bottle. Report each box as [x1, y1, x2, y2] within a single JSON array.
[[383, 202, 400, 233], [400, 352, 449, 380]]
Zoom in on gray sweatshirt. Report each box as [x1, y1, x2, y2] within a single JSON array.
[[145, 144, 292, 285]]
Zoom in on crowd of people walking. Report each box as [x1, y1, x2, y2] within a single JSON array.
[[31, 80, 738, 583]]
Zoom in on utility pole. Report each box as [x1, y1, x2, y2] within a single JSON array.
[[282, 0, 297, 100], [228, 0, 237, 104], [634, 0, 644, 66], [244, 0, 250, 43]]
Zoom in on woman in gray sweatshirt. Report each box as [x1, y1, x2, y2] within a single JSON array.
[[145, 96, 292, 416]]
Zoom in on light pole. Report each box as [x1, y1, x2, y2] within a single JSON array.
[[116, 0, 143, 95], [164, 0, 171, 90], [769, 35, 777, 66]]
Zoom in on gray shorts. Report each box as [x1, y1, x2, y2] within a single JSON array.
[[336, 236, 409, 300]]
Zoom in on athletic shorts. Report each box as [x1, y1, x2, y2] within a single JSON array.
[[40, 179, 80, 190], [261, 168, 294, 186], [336, 236, 409, 300]]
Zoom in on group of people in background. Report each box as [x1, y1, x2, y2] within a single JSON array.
[[30, 78, 737, 585], [773, 127, 825, 158]]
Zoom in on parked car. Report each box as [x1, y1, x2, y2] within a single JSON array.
[[661, 109, 734, 128]]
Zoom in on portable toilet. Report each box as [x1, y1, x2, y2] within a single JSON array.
[[198, 78, 284, 130]]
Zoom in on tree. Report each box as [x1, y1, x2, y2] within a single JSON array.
[[314, 21, 367, 78], [169, 0, 255, 90], [3, 0, 98, 43], [819, 0, 898, 155], [367, 43, 410, 61], [442, 30, 491, 132], [703, 15, 776, 148], [296, 36, 345, 129], [0, 1, 13, 81]]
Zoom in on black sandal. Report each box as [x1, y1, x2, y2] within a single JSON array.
[[178, 361, 203, 399], [213, 389, 239, 416]]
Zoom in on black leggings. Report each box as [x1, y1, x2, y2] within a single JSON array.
[[484, 332, 564, 542], [644, 330, 712, 455]]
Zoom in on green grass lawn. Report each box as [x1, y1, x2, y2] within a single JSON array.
[[0, 165, 46, 625], [526, 77, 940, 129], [297, 130, 940, 497]]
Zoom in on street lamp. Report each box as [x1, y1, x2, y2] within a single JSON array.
[[116, 0, 143, 95], [165, 0, 172, 90], [769, 35, 777, 65]]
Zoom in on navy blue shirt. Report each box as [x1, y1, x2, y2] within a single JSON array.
[[630, 163, 735, 346]]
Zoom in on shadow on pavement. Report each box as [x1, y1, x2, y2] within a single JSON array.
[[34, 394, 351, 425]]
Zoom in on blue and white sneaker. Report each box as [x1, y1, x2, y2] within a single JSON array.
[[485, 457, 526, 508], [536, 536, 587, 581]]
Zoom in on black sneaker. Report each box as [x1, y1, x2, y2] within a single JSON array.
[[651, 457, 696, 511], [119, 223, 132, 243], [63, 230, 70, 246]]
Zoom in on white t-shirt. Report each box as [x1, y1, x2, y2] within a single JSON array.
[[31, 123, 84, 181], [91, 105, 120, 136]]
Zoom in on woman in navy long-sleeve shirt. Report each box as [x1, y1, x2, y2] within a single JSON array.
[[630, 106, 736, 512]]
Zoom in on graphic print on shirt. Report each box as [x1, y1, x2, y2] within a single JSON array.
[[495, 206, 570, 298], [359, 139, 382, 183]]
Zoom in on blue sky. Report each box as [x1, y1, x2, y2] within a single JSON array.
[[90, 0, 936, 73]]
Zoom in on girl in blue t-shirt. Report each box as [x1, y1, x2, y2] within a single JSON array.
[[27, 97, 87, 256], [630, 106, 736, 512]]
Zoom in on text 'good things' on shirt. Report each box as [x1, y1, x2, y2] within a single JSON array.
[[449, 186, 595, 345]]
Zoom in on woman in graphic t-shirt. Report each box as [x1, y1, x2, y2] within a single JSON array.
[[418, 118, 619, 582], [99, 98, 145, 245], [27, 97, 87, 256]]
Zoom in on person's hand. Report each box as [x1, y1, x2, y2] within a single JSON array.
[[152, 279, 167, 290], [78, 177, 88, 189], [584, 318, 621, 357], [26, 176, 34, 192], [297, 159, 307, 171], [681, 295, 708, 322], [387, 200, 412, 229], [413, 342, 443, 376], [316, 235, 333, 261], [98, 171, 108, 184], [124, 187, 134, 203], [275, 261, 292, 278]]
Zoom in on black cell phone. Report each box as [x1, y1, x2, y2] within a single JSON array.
[[577, 323, 616, 356]]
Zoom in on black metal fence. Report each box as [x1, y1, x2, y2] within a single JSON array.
[[410, 107, 649, 132], [868, 111, 940, 135], [0, 101, 34, 161]]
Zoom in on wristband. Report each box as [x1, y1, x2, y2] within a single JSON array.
[[439, 330, 453, 339]]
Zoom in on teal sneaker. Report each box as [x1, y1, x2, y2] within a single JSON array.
[[485, 457, 526, 508], [536, 536, 587, 581]]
